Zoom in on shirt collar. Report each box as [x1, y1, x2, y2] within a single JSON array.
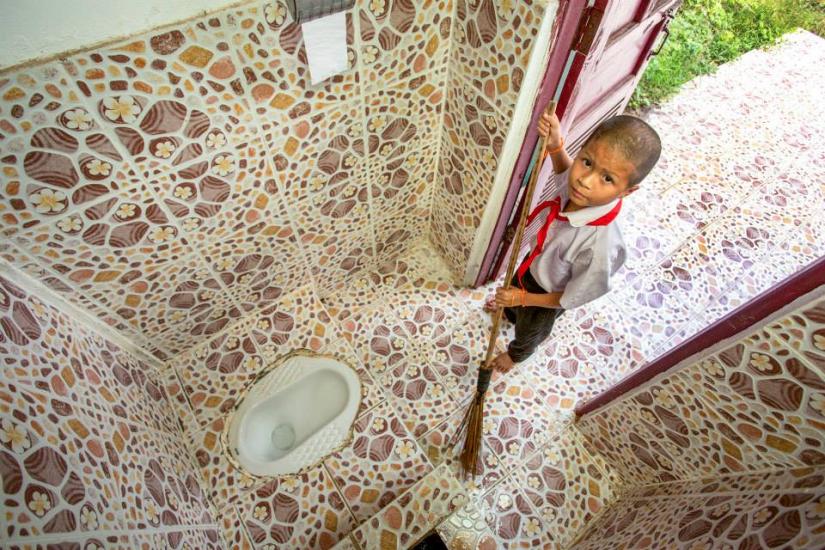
[[558, 185, 620, 227]]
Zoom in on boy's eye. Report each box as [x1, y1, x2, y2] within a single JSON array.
[[582, 158, 591, 167], [604, 175, 613, 183]]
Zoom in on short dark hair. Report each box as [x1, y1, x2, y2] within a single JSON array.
[[583, 115, 661, 186]]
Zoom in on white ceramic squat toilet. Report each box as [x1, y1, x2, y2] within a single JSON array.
[[224, 352, 361, 476]]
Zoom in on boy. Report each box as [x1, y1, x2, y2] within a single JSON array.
[[491, 108, 662, 373]]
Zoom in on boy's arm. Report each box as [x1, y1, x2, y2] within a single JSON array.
[[494, 288, 564, 309], [525, 291, 563, 309], [537, 109, 573, 174], [547, 146, 573, 175]]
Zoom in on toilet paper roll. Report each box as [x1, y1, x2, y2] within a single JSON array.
[[301, 11, 348, 85]]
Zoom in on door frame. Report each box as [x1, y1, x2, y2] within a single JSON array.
[[472, 0, 590, 286], [472, 0, 680, 286]]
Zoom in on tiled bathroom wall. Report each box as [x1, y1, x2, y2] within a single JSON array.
[[574, 466, 825, 549], [574, 290, 825, 547], [430, 0, 550, 277], [0, 273, 219, 547], [0, 0, 467, 361]]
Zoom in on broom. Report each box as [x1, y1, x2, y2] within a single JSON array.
[[453, 100, 555, 476]]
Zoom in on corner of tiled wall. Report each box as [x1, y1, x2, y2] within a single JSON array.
[[573, 290, 825, 548]]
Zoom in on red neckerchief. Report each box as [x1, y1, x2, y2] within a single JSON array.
[[516, 196, 623, 289]]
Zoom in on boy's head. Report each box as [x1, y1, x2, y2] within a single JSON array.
[[567, 115, 661, 208]]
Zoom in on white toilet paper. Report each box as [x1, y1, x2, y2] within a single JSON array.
[[302, 11, 348, 85]]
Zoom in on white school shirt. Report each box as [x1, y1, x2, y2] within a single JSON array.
[[527, 164, 627, 309]]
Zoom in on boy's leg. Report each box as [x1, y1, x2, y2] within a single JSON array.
[[507, 306, 561, 362], [494, 269, 562, 371]]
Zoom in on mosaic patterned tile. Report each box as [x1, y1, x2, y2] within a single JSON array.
[[373, 212, 428, 270], [625, 466, 825, 500], [235, 464, 356, 549], [63, 13, 255, 130], [176, 287, 344, 429], [356, 0, 452, 93], [625, 369, 770, 479], [18, 223, 236, 356], [149, 135, 291, 242], [0, 277, 154, 422], [134, 528, 224, 550], [482, 371, 560, 471], [576, 398, 682, 487], [369, 144, 438, 231], [524, 308, 627, 409], [0, 384, 124, 538], [688, 333, 825, 467], [364, 68, 444, 166], [324, 400, 432, 524], [451, 0, 546, 117], [606, 261, 696, 360], [376, 236, 460, 291], [437, 501, 498, 550], [430, 77, 509, 276], [5, 534, 133, 550], [219, 505, 255, 550], [578, 490, 825, 550], [767, 296, 825, 377], [571, 495, 695, 549], [379, 356, 460, 438], [352, 464, 467, 550], [0, 64, 132, 240], [616, 191, 685, 278], [113, 444, 213, 531], [479, 473, 548, 548], [186, 413, 261, 512], [232, 2, 360, 121], [416, 405, 506, 497], [301, 226, 377, 298], [335, 302, 416, 374], [201, 221, 307, 321], [512, 429, 613, 548], [422, 312, 491, 405]]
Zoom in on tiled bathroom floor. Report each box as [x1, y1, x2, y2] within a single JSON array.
[[165, 31, 825, 549]]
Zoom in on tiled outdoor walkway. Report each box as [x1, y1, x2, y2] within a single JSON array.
[[170, 31, 825, 548]]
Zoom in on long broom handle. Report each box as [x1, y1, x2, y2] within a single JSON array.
[[481, 102, 554, 370]]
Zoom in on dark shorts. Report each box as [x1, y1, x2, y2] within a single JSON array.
[[503, 268, 564, 363]]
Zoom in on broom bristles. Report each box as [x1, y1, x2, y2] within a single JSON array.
[[456, 394, 485, 476]]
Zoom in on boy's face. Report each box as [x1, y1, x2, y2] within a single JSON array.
[[567, 138, 637, 208]]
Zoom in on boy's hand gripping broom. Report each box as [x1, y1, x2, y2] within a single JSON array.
[[453, 101, 555, 476]]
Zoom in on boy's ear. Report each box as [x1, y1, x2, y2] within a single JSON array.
[[620, 185, 639, 198]]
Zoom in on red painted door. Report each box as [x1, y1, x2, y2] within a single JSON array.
[[477, 0, 681, 284]]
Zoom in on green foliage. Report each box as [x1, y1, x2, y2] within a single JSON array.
[[629, 0, 825, 110]]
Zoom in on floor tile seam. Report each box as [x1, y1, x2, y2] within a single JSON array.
[[49, 61, 251, 342], [321, 460, 362, 539], [2, 523, 222, 546], [162, 280, 318, 368], [215, 502, 255, 548]]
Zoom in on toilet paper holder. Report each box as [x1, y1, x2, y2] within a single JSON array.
[[286, 0, 354, 24]]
